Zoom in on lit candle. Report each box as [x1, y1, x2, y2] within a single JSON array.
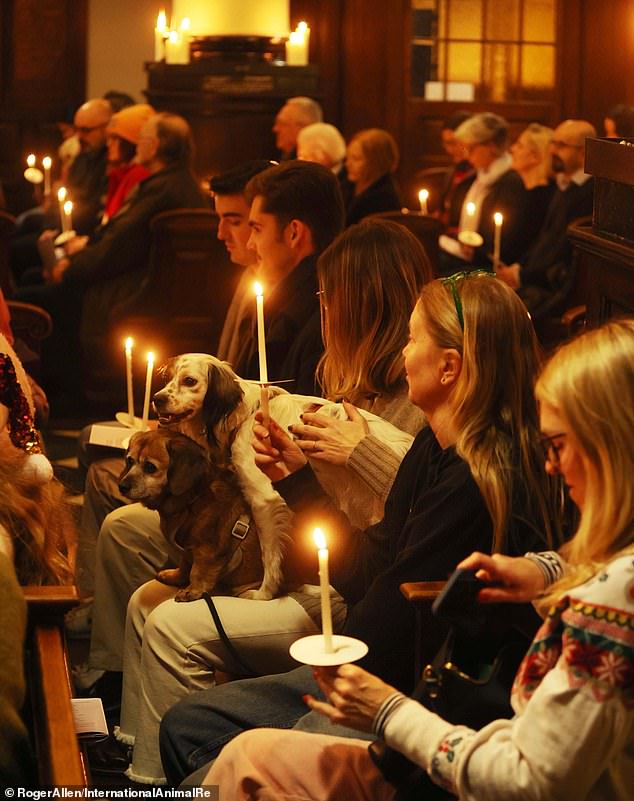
[[24, 154, 43, 185], [63, 200, 73, 233], [254, 282, 269, 424], [313, 528, 333, 653], [465, 201, 476, 231], [285, 21, 310, 65], [418, 188, 429, 215], [125, 337, 134, 423], [57, 187, 67, 231], [155, 10, 167, 61], [42, 156, 52, 197], [179, 17, 191, 63], [165, 30, 181, 64], [141, 352, 155, 430], [27, 154, 36, 168], [493, 212, 503, 268]]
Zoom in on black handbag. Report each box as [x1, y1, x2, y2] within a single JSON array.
[[368, 623, 532, 801]]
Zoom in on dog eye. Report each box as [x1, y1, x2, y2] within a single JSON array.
[[125, 456, 134, 467], [143, 462, 158, 474], [183, 376, 198, 387]]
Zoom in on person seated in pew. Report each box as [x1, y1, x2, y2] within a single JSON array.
[[437, 112, 528, 275], [158, 273, 564, 788], [84, 219, 430, 784], [343, 129, 403, 226], [495, 119, 596, 320], [297, 122, 348, 182], [203, 317, 634, 801], [15, 112, 208, 406], [434, 110, 474, 234], [272, 97, 323, 161], [604, 103, 634, 138]]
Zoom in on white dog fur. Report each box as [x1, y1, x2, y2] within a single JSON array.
[[153, 354, 414, 600]]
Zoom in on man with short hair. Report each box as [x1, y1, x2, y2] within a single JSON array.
[[272, 96, 323, 159], [496, 119, 596, 317]]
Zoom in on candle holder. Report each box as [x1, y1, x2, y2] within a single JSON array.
[[24, 167, 44, 184], [289, 634, 368, 667], [54, 230, 77, 247], [114, 412, 146, 430], [457, 230, 483, 248]]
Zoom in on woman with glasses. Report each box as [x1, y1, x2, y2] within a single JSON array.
[[159, 272, 563, 787], [203, 318, 634, 801]]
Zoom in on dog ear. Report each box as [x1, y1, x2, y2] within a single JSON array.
[[166, 435, 209, 496], [202, 362, 244, 447], [157, 357, 175, 383]]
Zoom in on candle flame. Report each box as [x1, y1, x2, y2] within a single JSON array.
[[58, 186, 67, 202], [466, 202, 476, 216], [125, 336, 133, 351], [168, 30, 179, 43], [418, 188, 429, 202], [297, 21, 308, 32], [254, 281, 264, 298], [494, 212, 503, 225], [180, 16, 191, 31], [156, 10, 167, 31], [63, 200, 73, 214], [27, 154, 36, 167], [42, 156, 52, 169], [313, 527, 327, 550], [147, 351, 155, 365]]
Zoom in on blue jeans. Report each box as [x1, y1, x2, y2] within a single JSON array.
[[159, 665, 372, 787]]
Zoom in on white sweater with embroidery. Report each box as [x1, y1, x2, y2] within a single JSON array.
[[377, 553, 634, 801]]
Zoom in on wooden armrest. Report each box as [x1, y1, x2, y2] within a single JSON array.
[[400, 581, 446, 603], [23, 585, 79, 626]]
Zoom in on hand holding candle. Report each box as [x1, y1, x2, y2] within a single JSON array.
[[254, 282, 270, 425], [313, 528, 334, 653], [493, 212, 503, 269], [141, 352, 155, 430], [418, 188, 429, 215], [125, 337, 135, 423]]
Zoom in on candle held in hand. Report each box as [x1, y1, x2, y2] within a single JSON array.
[[313, 528, 333, 653], [125, 337, 134, 423], [493, 212, 503, 268], [63, 200, 73, 233], [254, 282, 270, 424], [418, 188, 429, 215], [141, 352, 155, 430], [42, 156, 52, 197]]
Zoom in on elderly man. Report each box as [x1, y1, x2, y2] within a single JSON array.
[[18, 112, 207, 402], [272, 96, 323, 159], [496, 119, 596, 317]]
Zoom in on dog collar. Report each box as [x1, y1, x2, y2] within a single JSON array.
[[231, 514, 251, 541]]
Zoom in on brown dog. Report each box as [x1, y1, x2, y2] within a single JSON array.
[[118, 429, 262, 601]]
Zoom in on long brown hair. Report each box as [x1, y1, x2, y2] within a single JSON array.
[[316, 219, 432, 405]]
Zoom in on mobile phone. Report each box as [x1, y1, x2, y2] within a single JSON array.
[[432, 567, 487, 623]]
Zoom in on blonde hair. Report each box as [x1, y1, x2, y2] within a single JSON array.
[[0, 450, 76, 585], [419, 275, 559, 551], [520, 123, 554, 184], [348, 128, 399, 186], [317, 219, 432, 404], [536, 319, 634, 598]]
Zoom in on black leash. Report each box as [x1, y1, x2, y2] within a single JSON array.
[[202, 591, 261, 678]]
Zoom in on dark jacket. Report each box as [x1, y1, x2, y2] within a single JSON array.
[[66, 146, 109, 235], [344, 173, 402, 226], [278, 426, 550, 692], [241, 255, 323, 395]]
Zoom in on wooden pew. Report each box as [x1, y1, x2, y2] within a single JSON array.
[[22, 585, 89, 787]]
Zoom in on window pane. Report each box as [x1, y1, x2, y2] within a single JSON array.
[[448, 0, 482, 40], [485, 0, 520, 41], [411, 43, 436, 94], [447, 41, 481, 83], [521, 44, 555, 88], [523, 0, 555, 42], [482, 43, 520, 100]]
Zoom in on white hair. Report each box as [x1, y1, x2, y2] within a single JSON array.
[[286, 96, 323, 125], [297, 122, 346, 170]]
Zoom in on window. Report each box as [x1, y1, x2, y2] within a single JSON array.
[[411, 0, 556, 102]]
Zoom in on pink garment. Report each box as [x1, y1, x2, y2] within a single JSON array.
[[0, 289, 13, 345], [104, 163, 150, 221], [204, 728, 396, 801]]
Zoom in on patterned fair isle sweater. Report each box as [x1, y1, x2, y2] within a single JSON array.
[[376, 552, 634, 801]]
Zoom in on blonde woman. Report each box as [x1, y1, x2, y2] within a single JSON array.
[[160, 273, 562, 786], [344, 129, 402, 225], [205, 319, 634, 801]]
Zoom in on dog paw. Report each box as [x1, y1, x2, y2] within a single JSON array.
[[157, 568, 187, 587], [174, 587, 204, 602], [240, 588, 274, 600]]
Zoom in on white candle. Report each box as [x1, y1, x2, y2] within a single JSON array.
[[465, 201, 476, 231], [141, 352, 155, 430], [155, 10, 167, 61], [179, 17, 191, 63], [165, 30, 181, 64], [285, 21, 310, 65], [125, 337, 134, 423], [313, 528, 333, 653], [57, 187, 67, 231], [63, 200, 73, 233], [418, 188, 429, 215], [254, 281, 269, 424], [42, 156, 52, 197], [24, 154, 43, 185], [493, 212, 503, 268], [27, 154, 36, 168]]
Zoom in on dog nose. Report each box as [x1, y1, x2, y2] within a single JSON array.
[[153, 392, 166, 409], [118, 482, 129, 496]]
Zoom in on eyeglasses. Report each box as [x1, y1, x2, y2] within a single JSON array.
[[75, 122, 107, 135], [540, 432, 566, 468], [551, 140, 583, 150], [440, 269, 496, 330]]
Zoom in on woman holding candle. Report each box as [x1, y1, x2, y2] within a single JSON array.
[[159, 273, 563, 787], [109, 219, 431, 784], [343, 129, 402, 226], [202, 318, 634, 801]]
